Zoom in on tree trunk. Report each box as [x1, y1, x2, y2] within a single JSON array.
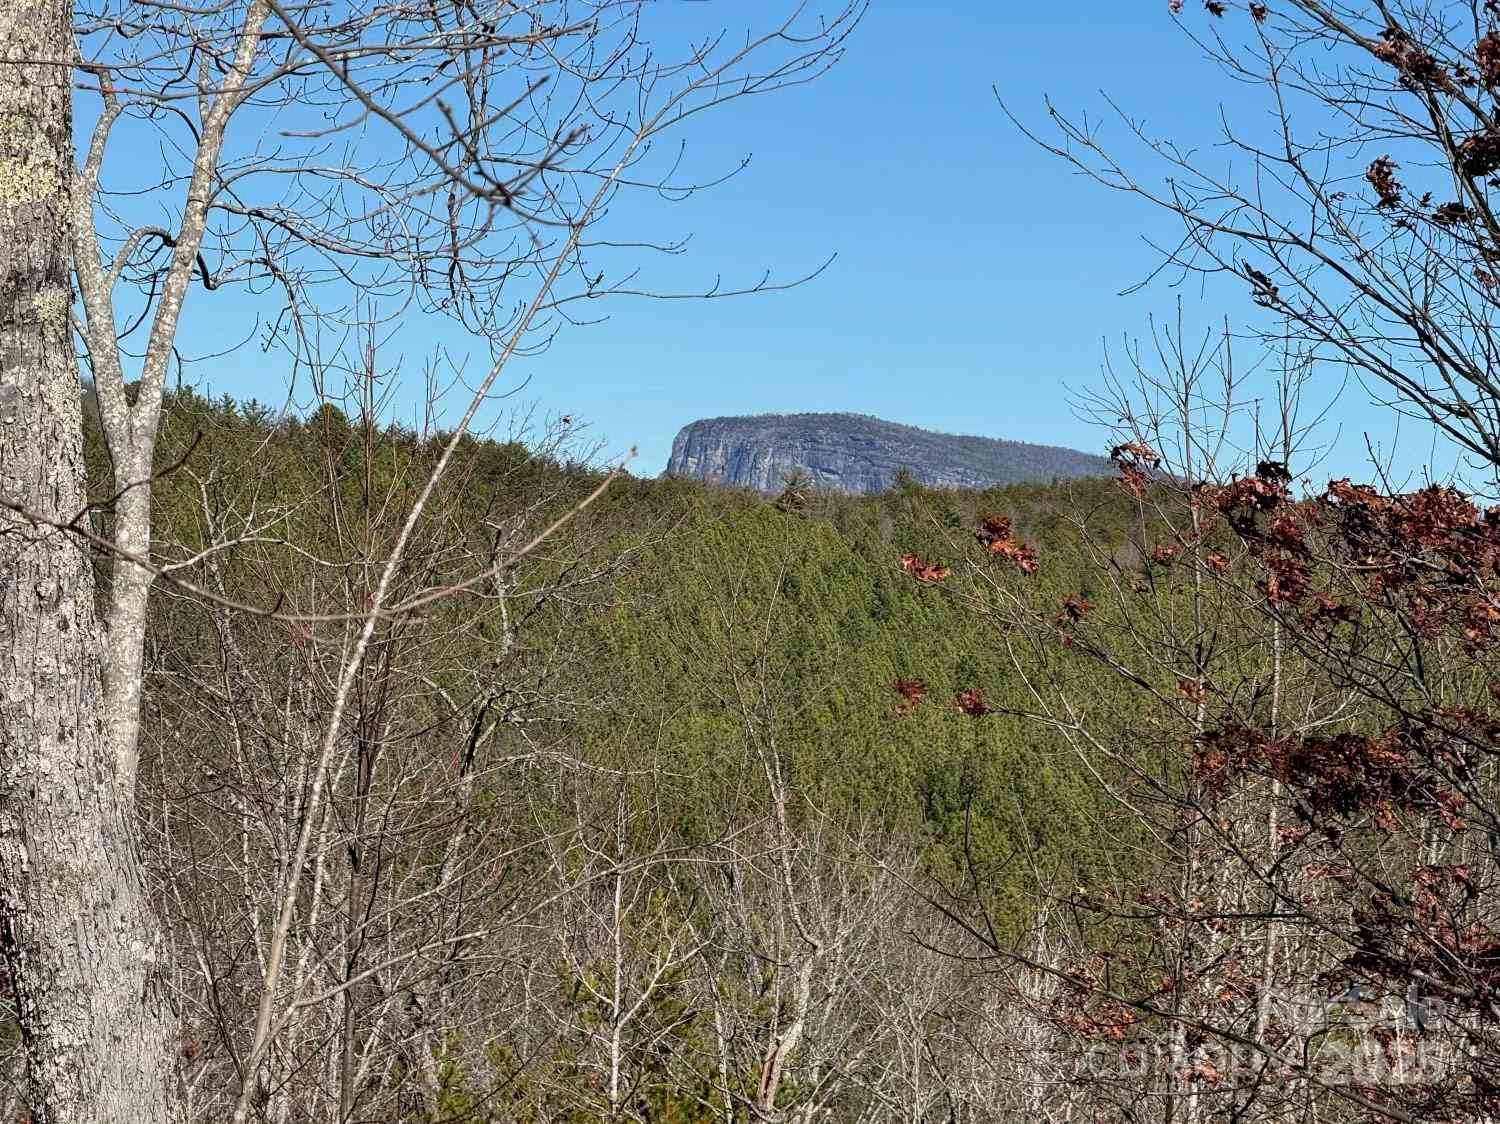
[[0, 2, 179, 1119]]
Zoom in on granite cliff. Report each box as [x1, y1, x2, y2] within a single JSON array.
[[664, 413, 1110, 494]]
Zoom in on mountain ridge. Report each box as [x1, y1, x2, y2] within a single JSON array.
[[665, 411, 1110, 494]]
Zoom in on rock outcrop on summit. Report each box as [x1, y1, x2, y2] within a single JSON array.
[[665, 412, 1109, 494]]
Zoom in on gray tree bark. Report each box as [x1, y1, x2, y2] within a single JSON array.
[[0, 1, 180, 1119]]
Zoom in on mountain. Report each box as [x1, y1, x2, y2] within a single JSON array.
[[664, 412, 1111, 494]]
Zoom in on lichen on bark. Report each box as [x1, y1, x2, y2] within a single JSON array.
[[0, 0, 182, 1119]]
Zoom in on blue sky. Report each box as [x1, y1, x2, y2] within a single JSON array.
[[165, 1, 1452, 486]]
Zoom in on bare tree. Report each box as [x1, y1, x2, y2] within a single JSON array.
[[891, 305, 1500, 1123], [1015, 0, 1500, 482], [0, 1, 863, 1118], [945, 5, 1500, 1118], [136, 373, 647, 1120], [891, 320, 1409, 1122]]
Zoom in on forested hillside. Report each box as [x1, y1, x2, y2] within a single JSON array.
[[63, 381, 1499, 1124], [113, 389, 1148, 901], [14, 3, 1500, 1122], [61, 387, 1164, 1120]]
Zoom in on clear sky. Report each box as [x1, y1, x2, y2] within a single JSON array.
[[173, 1, 1455, 486]]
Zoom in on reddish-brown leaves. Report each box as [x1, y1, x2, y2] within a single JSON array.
[[892, 677, 927, 702], [1206, 550, 1230, 576], [1266, 514, 1306, 552], [1055, 596, 1091, 647], [1261, 553, 1310, 606], [1367, 156, 1402, 208], [1460, 130, 1500, 177], [1401, 48, 1449, 87], [1110, 441, 1160, 465], [1345, 865, 1500, 1008], [1308, 591, 1357, 625], [1056, 596, 1091, 625], [899, 552, 950, 583], [1372, 28, 1451, 90], [1110, 441, 1159, 499], [1189, 1058, 1222, 1084], [1177, 677, 1204, 702], [1200, 462, 1319, 607], [1117, 463, 1150, 499], [890, 676, 928, 718], [1305, 863, 1357, 886], [954, 688, 991, 718], [1433, 201, 1472, 225], [998, 542, 1039, 575], [1195, 724, 1470, 831], [1315, 481, 1500, 648], [976, 514, 1013, 543], [1479, 31, 1500, 87], [1204, 462, 1291, 525], [975, 515, 1039, 574], [1372, 28, 1406, 66], [1047, 954, 1143, 1042], [1150, 544, 1180, 566]]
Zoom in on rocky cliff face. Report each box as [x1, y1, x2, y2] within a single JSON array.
[[665, 413, 1109, 494]]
